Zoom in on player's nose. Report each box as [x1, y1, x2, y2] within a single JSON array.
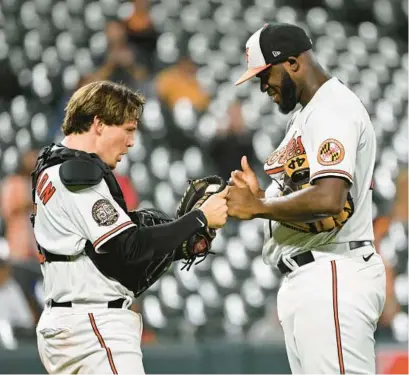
[[260, 81, 269, 93], [127, 134, 135, 148]]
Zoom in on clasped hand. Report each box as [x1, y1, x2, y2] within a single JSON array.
[[226, 156, 262, 220]]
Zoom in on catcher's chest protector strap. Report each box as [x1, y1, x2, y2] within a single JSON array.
[[31, 144, 127, 261]]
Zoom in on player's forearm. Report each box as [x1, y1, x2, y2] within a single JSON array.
[[100, 210, 207, 262], [253, 185, 342, 222]]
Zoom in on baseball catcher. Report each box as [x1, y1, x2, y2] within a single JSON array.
[[32, 81, 228, 374], [31, 142, 227, 299]]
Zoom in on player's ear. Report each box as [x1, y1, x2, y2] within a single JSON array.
[[93, 116, 104, 135], [285, 57, 300, 73]]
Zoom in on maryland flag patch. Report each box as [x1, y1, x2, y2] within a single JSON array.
[[317, 139, 345, 166]]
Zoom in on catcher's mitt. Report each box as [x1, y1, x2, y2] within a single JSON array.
[[128, 207, 173, 227], [279, 154, 354, 233], [176, 175, 226, 270]]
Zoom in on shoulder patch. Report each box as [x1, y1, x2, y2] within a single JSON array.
[[60, 159, 103, 192], [92, 199, 119, 226], [317, 139, 345, 166]]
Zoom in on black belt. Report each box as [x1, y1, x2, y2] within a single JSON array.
[[50, 298, 127, 309], [277, 240, 373, 274], [39, 246, 82, 262]]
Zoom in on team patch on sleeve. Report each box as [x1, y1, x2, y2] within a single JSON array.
[[92, 199, 119, 226], [317, 139, 345, 166]]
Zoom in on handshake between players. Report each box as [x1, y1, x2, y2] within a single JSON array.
[[195, 154, 261, 230]]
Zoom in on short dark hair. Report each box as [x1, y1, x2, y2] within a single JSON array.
[[62, 81, 146, 135]]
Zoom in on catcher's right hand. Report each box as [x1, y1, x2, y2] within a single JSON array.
[[197, 186, 228, 228]]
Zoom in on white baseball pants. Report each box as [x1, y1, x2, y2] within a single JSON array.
[[277, 252, 386, 374], [36, 302, 145, 374]]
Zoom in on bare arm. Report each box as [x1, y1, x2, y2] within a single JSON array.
[[227, 177, 350, 222], [256, 178, 349, 221]]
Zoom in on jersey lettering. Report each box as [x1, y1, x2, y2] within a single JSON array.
[[265, 136, 306, 168], [265, 147, 285, 166], [36, 173, 49, 196], [39, 181, 56, 205], [286, 136, 306, 160], [296, 136, 306, 155]]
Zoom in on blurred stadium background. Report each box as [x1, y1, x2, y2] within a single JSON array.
[[0, 0, 407, 373]]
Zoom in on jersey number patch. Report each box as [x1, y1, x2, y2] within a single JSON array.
[[287, 157, 306, 170]]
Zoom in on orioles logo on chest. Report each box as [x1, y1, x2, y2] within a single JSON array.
[[265, 135, 308, 175]]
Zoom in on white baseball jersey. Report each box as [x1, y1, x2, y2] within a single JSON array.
[[33, 145, 136, 303], [262, 77, 376, 267]]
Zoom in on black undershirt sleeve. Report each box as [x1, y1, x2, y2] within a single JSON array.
[[99, 209, 207, 263]]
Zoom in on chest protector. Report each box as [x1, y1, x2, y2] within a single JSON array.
[[31, 144, 173, 298], [31, 143, 127, 225]]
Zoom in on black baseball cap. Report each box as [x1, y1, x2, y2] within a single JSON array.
[[235, 23, 313, 85]]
